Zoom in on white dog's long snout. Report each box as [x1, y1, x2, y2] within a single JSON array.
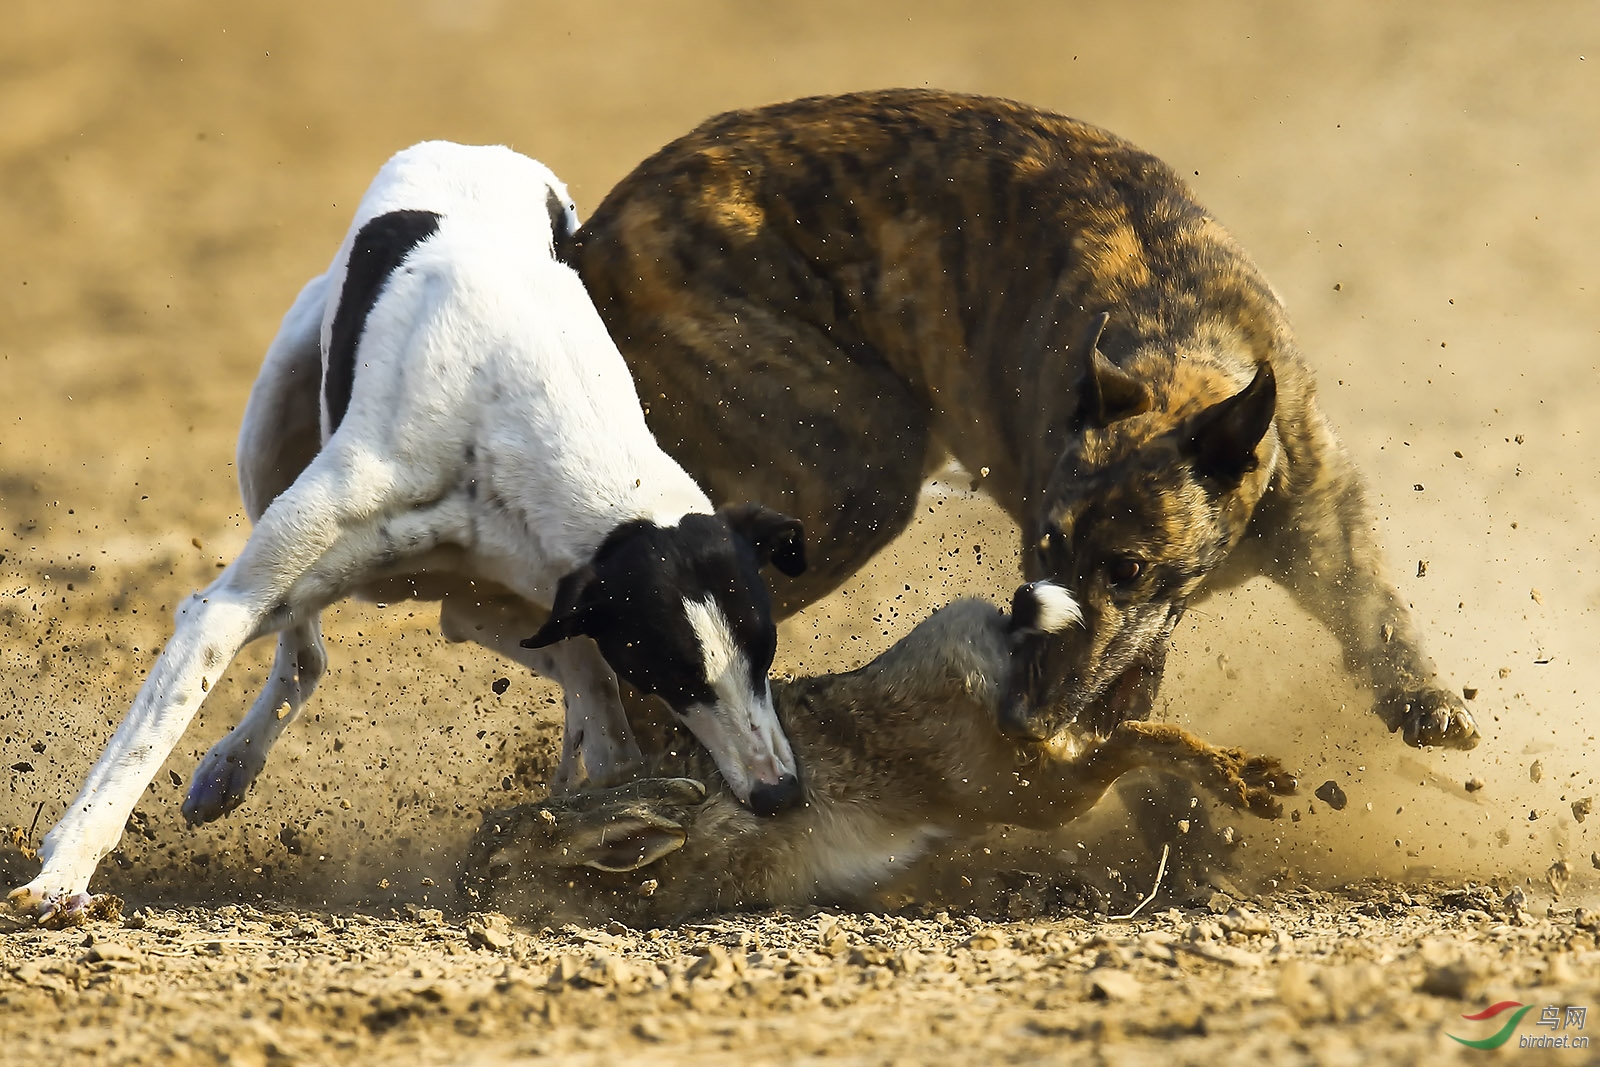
[[675, 692, 801, 814]]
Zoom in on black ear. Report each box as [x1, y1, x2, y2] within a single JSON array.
[[1181, 361, 1277, 487], [720, 502, 807, 577], [1075, 312, 1152, 429], [521, 564, 598, 649]]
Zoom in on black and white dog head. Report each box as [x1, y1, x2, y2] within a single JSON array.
[[523, 503, 807, 815]]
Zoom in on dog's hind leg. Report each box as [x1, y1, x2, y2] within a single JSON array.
[[180, 620, 327, 824], [11, 446, 465, 922], [236, 273, 327, 517]]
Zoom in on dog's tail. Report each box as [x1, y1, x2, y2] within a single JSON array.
[[1008, 581, 1082, 636]]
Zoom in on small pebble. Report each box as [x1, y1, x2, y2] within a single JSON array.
[[1314, 780, 1348, 811]]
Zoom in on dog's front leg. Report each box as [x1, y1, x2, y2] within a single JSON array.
[[1235, 436, 1480, 750], [540, 639, 643, 793], [10, 591, 264, 922], [440, 594, 642, 793]]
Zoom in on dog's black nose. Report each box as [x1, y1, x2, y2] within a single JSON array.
[[748, 773, 803, 816]]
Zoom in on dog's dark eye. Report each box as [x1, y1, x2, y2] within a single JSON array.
[[1107, 556, 1144, 585]]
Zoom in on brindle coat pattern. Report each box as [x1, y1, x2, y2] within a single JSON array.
[[568, 88, 1478, 750], [461, 596, 1295, 926]]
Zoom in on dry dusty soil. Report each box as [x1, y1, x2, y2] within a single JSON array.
[[1, 2, 1597, 1064]]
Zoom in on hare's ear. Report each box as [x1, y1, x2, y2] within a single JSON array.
[[568, 811, 688, 873]]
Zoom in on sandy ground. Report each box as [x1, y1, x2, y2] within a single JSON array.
[[1, 1, 1598, 1063]]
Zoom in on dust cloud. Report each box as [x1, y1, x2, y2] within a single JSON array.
[[1, 1, 1595, 915]]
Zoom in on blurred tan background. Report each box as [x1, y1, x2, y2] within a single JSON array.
[[1, 1, 1595, 906]]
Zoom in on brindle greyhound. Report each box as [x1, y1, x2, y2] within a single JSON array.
[[568, 89, 1478, 754], [461, 583, 1296, 926]]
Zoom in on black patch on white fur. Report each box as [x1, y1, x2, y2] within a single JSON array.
[[324, 209, 442, 432]]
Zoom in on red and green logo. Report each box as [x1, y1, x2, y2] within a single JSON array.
[[1450, 1001, 1534, 1050]]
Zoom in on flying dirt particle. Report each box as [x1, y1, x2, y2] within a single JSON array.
[[1314, 780, 1348, 811], [1462, 686, 1478, 701], [1464, 777, 1485, 793], [1530, 588, 1544, 604], [1453, 450, 1463, 458], [1332, 282, 1342, 291], [1592, 853, 1600, 872], [1413, 483, 1424, 492], [1416, 560, 1428, 578], [191, 537, 203, 550], [491, 677, 510, 695], [1546, 859, 1571, 898], [1514, 434, 1524, 444], [1572, 797, 1592, 824], [1529, 760, 1543, 784], [1498, 667, 1512, 679]]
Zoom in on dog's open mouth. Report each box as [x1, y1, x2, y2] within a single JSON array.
[[1050, 636, 1171, 743], [1002, 633, 1170, 742], [1075, 654, 1162, 738]]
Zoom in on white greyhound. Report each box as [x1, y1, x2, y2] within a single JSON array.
[[12, 141, 807, 923]]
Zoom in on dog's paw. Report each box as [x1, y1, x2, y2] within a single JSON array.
[[1377, 687, 1481, 750], [7, 882, 114, 929], [182, 748, 262, 825]]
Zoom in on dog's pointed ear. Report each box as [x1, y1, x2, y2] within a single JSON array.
[[1074, 312, 1151, 429], [570, 811, 688, 872], [521, 564, 599, 649], [1181, 361, 1277, 487], [720, 502, 807, 577]]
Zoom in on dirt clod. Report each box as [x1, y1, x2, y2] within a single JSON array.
[[1314, 780, 1349, 811]]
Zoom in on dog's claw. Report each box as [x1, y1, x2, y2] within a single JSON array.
[[1379, 687, 1481, 750]]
